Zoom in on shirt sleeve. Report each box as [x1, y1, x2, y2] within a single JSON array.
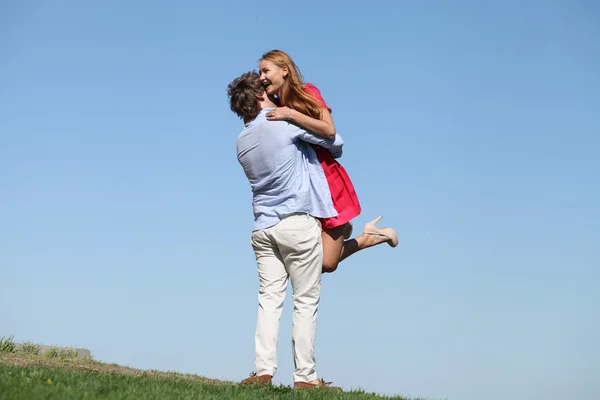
[[303, 83, 332, 113], [287, 123, 344, 158]]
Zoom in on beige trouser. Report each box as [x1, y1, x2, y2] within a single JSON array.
[[250, 213, 323, 383]]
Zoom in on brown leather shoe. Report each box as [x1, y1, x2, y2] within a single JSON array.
[[294, 378, 342, 391], [240, 372, 272, 386]]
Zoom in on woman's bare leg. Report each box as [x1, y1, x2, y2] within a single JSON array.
[[321, 222, 393, 273], [321, 225, 346, 273]]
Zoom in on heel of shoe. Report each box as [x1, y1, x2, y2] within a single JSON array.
[[363, 215, 398, 247]]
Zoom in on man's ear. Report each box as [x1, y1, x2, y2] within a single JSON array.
[[256, 91, 266, 101]]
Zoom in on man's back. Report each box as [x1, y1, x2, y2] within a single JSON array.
[[237, 109, 342, 231]]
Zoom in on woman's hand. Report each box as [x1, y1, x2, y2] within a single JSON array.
[[266, 107, 293, 121]]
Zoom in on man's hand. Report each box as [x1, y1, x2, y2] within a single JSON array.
[[266, 107, 293, 121]]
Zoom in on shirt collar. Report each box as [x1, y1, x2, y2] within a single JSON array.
[[245, 108, 275, 128]]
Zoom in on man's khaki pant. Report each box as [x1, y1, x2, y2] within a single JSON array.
[[250, 213, 323, 383]]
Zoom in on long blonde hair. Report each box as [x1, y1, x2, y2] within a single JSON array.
[[260, 49, 322, 120]]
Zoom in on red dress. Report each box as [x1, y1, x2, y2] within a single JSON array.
[[302, 83, 362, 230]]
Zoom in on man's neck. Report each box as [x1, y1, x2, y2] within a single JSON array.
[[261, 98, 277, 110], [243, 100, 277, 125]]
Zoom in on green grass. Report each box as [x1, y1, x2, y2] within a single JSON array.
[[0, 352, 417, 400], [0, 334, 419, 399], [0, 336, 16, 353], [0, 363, 411, 400], [20, 342, 41, 356], [0, 335, 82, 360], [43, 347, 79, 359]]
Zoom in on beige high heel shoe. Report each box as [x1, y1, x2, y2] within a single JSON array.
[[363, 216, 398, 247]]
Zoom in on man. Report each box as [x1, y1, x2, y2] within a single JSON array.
[[227, 71, 343, 390]]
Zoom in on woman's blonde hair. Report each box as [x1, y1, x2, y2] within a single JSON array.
[[260, 49, 322, 120]]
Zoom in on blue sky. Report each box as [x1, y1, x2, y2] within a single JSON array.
[[1, 1, 598, 399]]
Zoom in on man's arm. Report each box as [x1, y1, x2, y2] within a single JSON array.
[[287, 123, 344, 158]]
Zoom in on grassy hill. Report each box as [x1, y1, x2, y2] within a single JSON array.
[[0, 336, 419, 400]]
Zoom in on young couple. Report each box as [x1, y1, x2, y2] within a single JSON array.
[[228, 49, 398, 390]]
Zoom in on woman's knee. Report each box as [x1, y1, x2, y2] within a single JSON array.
[[322, 260, 339, 273], [321, 225, 345, 273]]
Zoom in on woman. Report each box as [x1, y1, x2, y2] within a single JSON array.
[[258, 49, 398, 273]]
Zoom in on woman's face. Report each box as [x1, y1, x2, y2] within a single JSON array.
[[259, 59, 287, 95]]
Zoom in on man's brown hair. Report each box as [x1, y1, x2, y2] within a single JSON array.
[[227, 71, 264, 121]]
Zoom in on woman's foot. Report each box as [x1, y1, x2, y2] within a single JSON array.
[[363, 216, 398, 247]]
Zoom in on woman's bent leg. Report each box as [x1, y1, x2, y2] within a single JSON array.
[[321, 225, 346, 273], [321, 217, 398, 273]]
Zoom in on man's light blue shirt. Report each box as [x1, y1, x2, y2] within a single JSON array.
[[237, 108, 343, 231]]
